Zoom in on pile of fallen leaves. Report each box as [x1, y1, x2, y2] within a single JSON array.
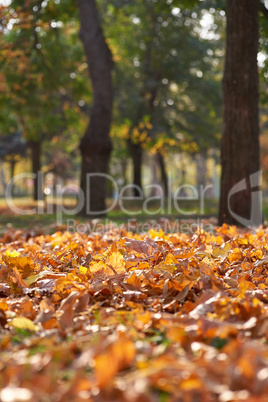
[[1, 224, 268, 401]]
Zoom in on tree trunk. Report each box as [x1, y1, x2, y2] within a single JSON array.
[[156, 151, 168, 198], [29, 140, 42, 200], [128, 139, 143, 197], [219, 0, 260, 226], [9, 158, 16, 197], [151, 153, 159, 197], [77, 0, 113, 216]]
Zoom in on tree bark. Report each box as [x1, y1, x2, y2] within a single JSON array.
[[156, 151, 168, 198], [29, 140, 42, 200], [151, 153, 159, 196], [219, 0, 260, 226], [77, 0, 113, 216], [9, 158, 16, 197], [128, 139, 143, 197]]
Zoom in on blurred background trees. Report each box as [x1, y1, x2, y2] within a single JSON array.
[[0, 0, 267, 222]]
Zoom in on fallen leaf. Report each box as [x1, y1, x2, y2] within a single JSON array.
[[10, 317, 38, 332]]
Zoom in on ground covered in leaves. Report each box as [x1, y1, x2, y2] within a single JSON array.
[[1, 223, 268, 401]]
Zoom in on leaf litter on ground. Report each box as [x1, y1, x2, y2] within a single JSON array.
[[0, 223, 268, 400]]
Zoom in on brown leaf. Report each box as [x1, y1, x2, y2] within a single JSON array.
[[124, 237, 158, 257], [0, 309, 7, 327]]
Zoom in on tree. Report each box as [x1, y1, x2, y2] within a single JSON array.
[[77, 0, 113, 216], [0, 0, 88, 200], [219, 0, 260, 226], [103, 0, 223, 198]]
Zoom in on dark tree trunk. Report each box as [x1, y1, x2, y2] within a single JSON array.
[[10, 159, 15, 181], [77, 0, 113, 216], [128, 139, 143, 197], [151, 153, 158, 196], [29, 140, 42, 200], [9, 158, 16, 197], [156, 151, 168, 198], [219, 0, 260, 226]]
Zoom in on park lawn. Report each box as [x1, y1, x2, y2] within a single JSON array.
[[0, 224, 268, 400], [1, 196, 268, 235], [0, 196, 228, 235], [0, 196, 218, 237]]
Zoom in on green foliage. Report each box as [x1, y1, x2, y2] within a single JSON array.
[[0, 0, 89, 150], [100, 0, 223, 161]]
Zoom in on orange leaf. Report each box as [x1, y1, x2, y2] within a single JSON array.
[[105, 251, 125, 275], [94, 332, 136, 388]]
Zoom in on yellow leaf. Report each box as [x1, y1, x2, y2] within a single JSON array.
[[10, 317, 37, 332], [164, 252, 178, 265], [236, 237, 248, 246], [212, 243, 232, 259], [79, 265, 87, 274], [154, 263, 176, 273], [25, 273, 42, 286], [148, 229, 164, 239], [5, 250, 20, 257]]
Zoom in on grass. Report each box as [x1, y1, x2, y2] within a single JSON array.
[[0, 196, 267, 233]]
